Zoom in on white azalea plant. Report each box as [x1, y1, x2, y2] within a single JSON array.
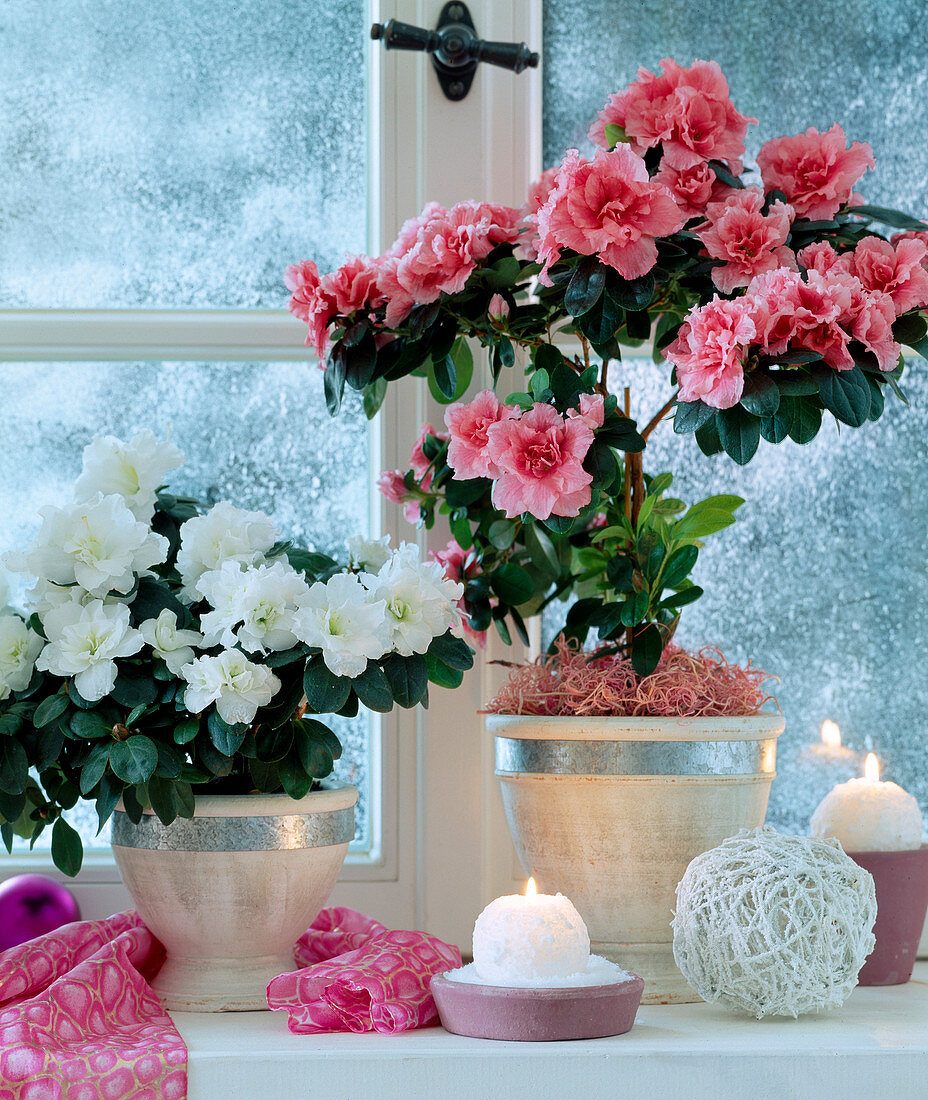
[[0, 432, 472, 875]]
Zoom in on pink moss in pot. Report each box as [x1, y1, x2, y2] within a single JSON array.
[[486, 638, 774, 718]]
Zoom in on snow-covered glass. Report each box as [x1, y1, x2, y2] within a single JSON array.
[[542, 1, 928, 831], [0, 0, 367, 308], [0, 362, 373, 851]]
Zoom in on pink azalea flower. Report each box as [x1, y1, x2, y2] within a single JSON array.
[[377, 470, 410, 504], [567, 393, 606, 429], [845, 285, 899, 369], [376, 202, 520, 327], [535, 147, 683, 283], [797, 241, 843, 275], [664, 296, 756, 409], [445, 390, 518, 480], [846, 235, 928, 316], [485, 404, 594, 520], [756, 124, 875, 220], [284, 260, 337, 359], [320, 255, 383, 316], [747, 268, 856, 370], [409, 422, 447, 483], [488, 294, 510, 321], [432, 538, 475, 581], [891, 231, 928, 271], [696, 188, 796, 293], [589, 58, 756, 172], [653, 161, 733, 221], [519, 166, 561, 259], [388, 202, 448, 258]]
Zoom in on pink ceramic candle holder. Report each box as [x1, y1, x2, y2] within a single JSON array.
[[429, 972, 644, 1041], [847, 844, 928, 986]]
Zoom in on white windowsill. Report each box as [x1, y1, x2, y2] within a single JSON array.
[[173, 964, 928, 1099]]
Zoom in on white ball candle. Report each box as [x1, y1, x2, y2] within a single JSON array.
[[472, 878, 591, 984], [811, 753, 924, 852]]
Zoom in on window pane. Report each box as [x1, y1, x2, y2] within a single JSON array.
[[0, 1, 366, 309], [541, 2, 928, 833], [0, 361, 372, 851]]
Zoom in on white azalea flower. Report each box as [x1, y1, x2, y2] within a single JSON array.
[[176, 501, 278, 602], [36, 600, 144, 702], [139, 609, 204, 675], [0, 614, 44, 701], [346, 534, 392, 573], [198, 560, 309, 654], [293, 572, 390, 678], [182, 650, 280, 726], [362, 543, 464, 657], [75, 430, 185, 521], [26, 579, 131, 619], [7, 494, 168, 598]]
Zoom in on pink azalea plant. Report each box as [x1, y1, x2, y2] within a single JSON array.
[[288, 57, 928, 676]]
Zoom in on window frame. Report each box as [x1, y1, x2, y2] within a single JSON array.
[[0, 0, 543, 944]]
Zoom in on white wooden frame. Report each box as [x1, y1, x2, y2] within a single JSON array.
[[0, 0, 543, 944]]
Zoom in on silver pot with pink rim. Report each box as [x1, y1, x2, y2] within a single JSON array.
[[487, 711, 785, 1004]]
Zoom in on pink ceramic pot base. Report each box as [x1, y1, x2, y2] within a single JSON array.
[[848, 845, 928, 986], [429, 973, 644, 1041]]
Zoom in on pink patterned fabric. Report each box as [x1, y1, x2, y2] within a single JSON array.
[[268, 920, 461, 1035], [0, 912, 186, 1100], [0, 907, 459, 1095]]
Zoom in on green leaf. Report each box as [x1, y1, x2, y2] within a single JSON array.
[[95, 774, 123, 833], [631, 624, 663, 677], [759, 404, 796, 444], [381, 653, 428, 709], [256, 723, 294, 762], [303, 661, 351, 714], [68, 710, 112, 740], [51, 817, 83, 877], [108, 736, 158, 784], [892, 312, 928, 347], [565, 257, 606, 316], [694, 417, 723, 456], [740, 374, 780, 418], [173, 717, 200, 745], [661, 545, 698, 589], [849, 205, 928, 231], [717, 406, 761, 465], [295, 726, 335, 780], [488, 519, 519, 551], [362, 377, 389, 419], [111, 672, 159, 709], [523, 523, 561, 583], [620, 590, 649, 627], [425, 652, 465, 689], [490, 563, 535, 606], [278, 749, 315, 799], [33, 694, 69, 728], [207, 712, 247, 756], [604, 122, 628, 147], [427, 632, 475, 671], [79, 742, 111, 795], [708, 159, 743, 189], [787, 399, 824, 444], [814, 365, 871, 427], [147, 775, 181, 826], [130, 577, 188, 625], [611, 272, 655, 311], [0, 739, 29, 794], [674, 507, 739, 541], [429, 353, 458, 401], [865, 372, 885, 422], [353, 663, 394, 713], [661, 585, 704, 609], [673, 399, 713, 435], [324, 353, 347, 415], [773, 372, 819, 396]]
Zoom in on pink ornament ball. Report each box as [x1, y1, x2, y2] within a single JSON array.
[[0, 874, 81, 950]]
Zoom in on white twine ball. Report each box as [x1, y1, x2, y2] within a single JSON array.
[[672, 826, 876, 1018]]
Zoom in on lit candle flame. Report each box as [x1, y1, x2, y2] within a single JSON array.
[[821, 719, 841, 748], [865, 752, 881, 782], [525, 877, 537, 897]]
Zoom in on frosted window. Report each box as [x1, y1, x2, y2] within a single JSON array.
[[0, 0, 366, 309], [0, 362, 372, 851], [542, 2, 928, 832]]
